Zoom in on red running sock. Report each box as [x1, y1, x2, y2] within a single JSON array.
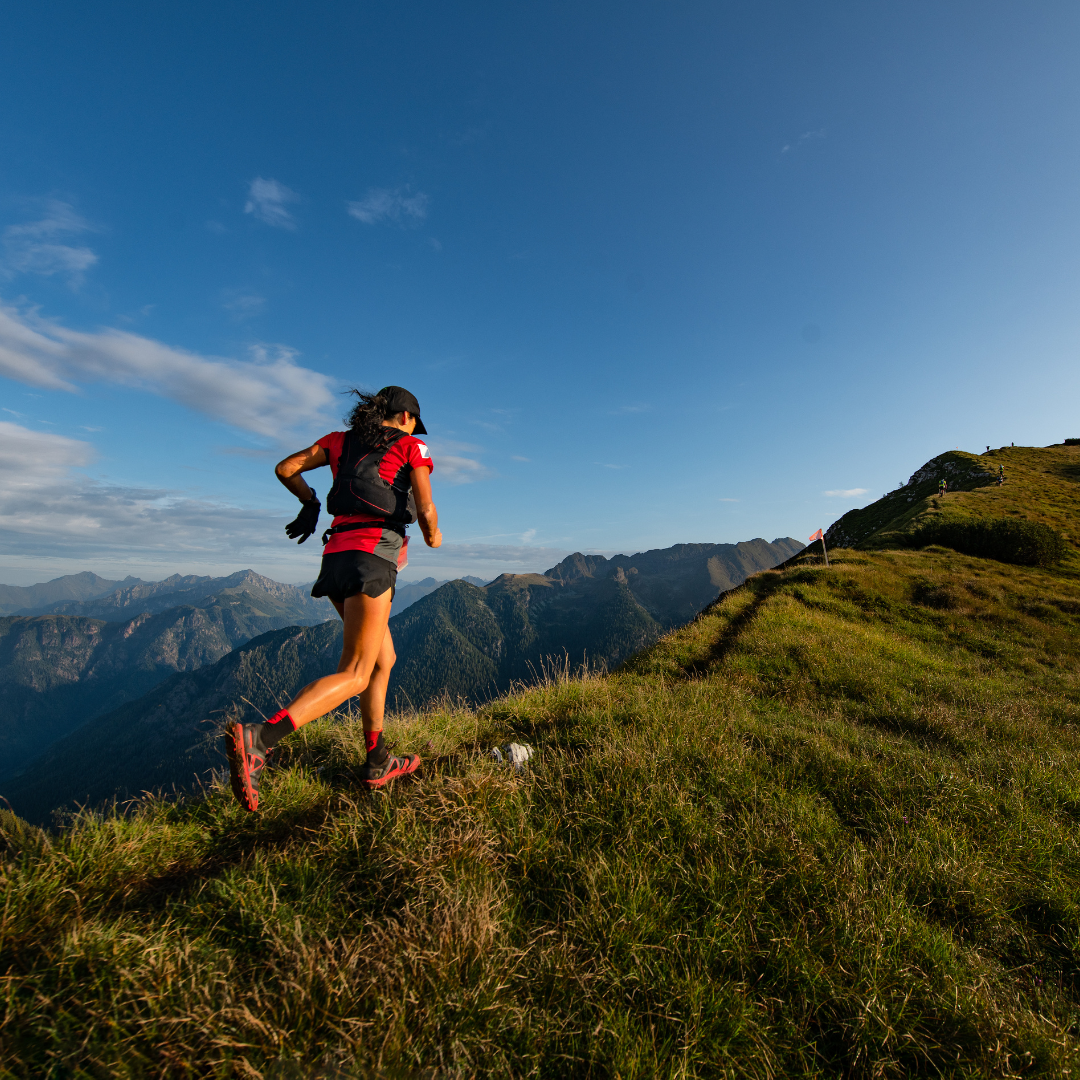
[[365, 729, 387, 764], [260, 709, 296, 749]]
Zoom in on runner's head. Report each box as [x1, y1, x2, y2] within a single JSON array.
[[345, 386, 427, 441]]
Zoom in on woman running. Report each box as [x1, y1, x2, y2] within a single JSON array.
[[225, 385, 441, 812]]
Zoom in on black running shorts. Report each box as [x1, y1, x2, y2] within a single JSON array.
[[310, 550, 397, 604]]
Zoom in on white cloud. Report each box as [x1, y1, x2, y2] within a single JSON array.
[[0, 300, 337, 440], [0, 422, 509, 580], [244, 178, 300, 230], [2, 200, 99, 283], [823, 488, 869, 498], [221, 291, 266, 320], [781, 128, 827, 154], [421, 437, 492, 485], [0, 420, 299, 564], [403, 541, 573, 582], [435, 455, 492, 484], [347, 188, 429, 226]]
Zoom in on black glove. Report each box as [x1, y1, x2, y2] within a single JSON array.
[[285, 491, 320, 543]]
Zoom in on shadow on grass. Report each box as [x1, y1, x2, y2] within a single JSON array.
[[679, 575, 783, 678]]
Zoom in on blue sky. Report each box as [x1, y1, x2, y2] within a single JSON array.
[[2, 1, 1078, 586]]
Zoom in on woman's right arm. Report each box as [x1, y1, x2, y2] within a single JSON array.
[[410, 467, 442, 548]]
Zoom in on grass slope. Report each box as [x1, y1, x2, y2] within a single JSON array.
[[2, 450, 1080, 1076]]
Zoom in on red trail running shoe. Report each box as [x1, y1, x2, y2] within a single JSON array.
[[225, 722, 269, 812], [361, 752, 421, 790]]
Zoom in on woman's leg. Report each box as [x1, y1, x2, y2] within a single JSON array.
[[285, 589, 393, 727], [326, 597, 397, 734], [358, 627, 396, 735]]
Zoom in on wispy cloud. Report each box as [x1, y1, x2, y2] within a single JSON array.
[[404, 541, 572, 580], [2, 199, 99, 284], [347, 187, 429, 226], [0, 421, 298, 563], [511, 455, 530, 462], [823, 487, 868, 498], [433, 455, 493, 484], [244, 178, 300, 230], [221, 291, 266, 321], [781, 128, 827, 154], [0, 300, 337, 440], [595, 462, 627, 470], [418, 437, 493, 485]]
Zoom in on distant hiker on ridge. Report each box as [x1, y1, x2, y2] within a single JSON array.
[[225, 386, 441, 812]]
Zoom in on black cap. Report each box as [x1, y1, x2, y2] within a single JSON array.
[[378, 385, 427, 435]]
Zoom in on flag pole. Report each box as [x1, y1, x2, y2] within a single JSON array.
[[808, 528, 830, 567]]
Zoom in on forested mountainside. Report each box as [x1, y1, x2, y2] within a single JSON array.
[[0, 574, 334, 782], [2, 622, 345, 824], [391, 575, 488, 616], [386, 537, 803, 707]]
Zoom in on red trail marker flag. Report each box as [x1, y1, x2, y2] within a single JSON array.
[[808, 528, 830, 567]]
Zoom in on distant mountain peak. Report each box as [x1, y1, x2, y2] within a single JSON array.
[[544, 552, 608, 584]]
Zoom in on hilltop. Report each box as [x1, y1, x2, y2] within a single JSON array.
[[825, 443, 1078, 555], [2, 445, 1079, 1075]]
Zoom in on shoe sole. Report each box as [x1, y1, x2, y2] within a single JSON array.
[[224, 723, 259, 812], [362, 754, 421, 790]]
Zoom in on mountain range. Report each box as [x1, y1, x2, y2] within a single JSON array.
[[387, 539, 803, 707], [0, 571, 142, 617], [0, 570, 334, 782], [1, 537, 800, 822]]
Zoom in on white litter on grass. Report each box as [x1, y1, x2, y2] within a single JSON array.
[[491, 743, 535, 770]]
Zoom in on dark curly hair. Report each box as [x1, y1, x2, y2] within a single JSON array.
[[344, 389, 403, 446]]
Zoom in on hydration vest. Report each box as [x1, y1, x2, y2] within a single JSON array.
[[326, 428, 417, 525]]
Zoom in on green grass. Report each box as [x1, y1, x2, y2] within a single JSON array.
[[4, 446, 1080, 1077]]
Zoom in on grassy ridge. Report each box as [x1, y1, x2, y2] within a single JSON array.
[[826, 443, 1080, 554], [2, 445, 1080, 1077], [3, 541, 1080, 1076]]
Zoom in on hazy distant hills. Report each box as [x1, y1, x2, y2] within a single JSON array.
[[0, 571, 142, 616], [2, 538, 800, 822], [387, 539, 803, 707], [0, 571, 335, 782], [14, 569, 334, 622]]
